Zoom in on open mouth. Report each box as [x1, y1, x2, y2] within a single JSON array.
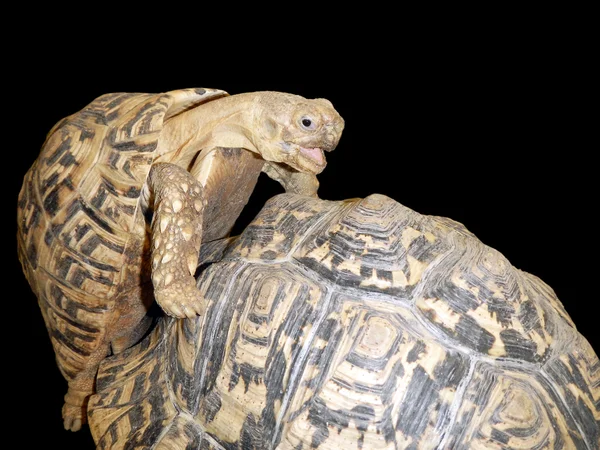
[[281, 142, 327, 173], [298, 146, 325, 168]]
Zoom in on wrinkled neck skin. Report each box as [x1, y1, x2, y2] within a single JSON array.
[[155, 92, 263, 174]]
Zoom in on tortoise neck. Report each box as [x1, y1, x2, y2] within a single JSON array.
[[157, 92, 263, 162], [186, 92, 260, 127]]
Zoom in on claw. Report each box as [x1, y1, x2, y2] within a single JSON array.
[[180, 304, 197, 319], [154, 276, 206, 319], [168, 303, 185, 318], [62, 401, 86, 432], [66, 418, 82, 432], [192, 299, 205, 316]]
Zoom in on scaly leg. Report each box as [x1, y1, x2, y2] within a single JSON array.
[[62, 341, 110, 432], [61, 281, 154, 431], [147, 163, 206, 319]]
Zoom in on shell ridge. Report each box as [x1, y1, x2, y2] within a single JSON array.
[[540, 366, 595, 450], [162, 87, 229, 121], [271, 287, 336, 447], [152, 323, 186, 449], [287, 196, 356, 258], [192, 262, 250, 411], [22, 156, 119, 321], [90, 318, 177, 448], [435, 356, 476, 449]]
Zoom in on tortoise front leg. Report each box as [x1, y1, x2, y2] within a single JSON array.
[[262, 161, 320, 197], [147, 162, 206, 318]]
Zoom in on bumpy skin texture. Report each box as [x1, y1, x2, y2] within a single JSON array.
[[16, 88, 344, 431], [148, 163, 206, 319], [89, 193, 600, 450]]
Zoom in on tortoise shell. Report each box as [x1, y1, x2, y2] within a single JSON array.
[[88, 193, 599, 449], [17, 88, 227, 382]]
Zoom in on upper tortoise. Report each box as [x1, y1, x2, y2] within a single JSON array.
[[16, 88, 344, 431], [87, 193, 599, 449]]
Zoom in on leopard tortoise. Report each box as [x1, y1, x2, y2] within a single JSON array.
[[88, 193, 599, 449], [16, 88, 344, 431]]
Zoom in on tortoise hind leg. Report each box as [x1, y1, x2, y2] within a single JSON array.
[[110, 314, 154, 354], [63, 281, 155, 431], [62, 341, 110, 432], [109, 281, 156, 354]]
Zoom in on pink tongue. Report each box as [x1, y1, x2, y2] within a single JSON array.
[[300, 147, 324, 165]]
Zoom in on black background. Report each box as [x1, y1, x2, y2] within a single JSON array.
[[7, 13, 595, 449]]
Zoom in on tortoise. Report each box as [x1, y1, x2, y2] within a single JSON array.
[[16, 88, 344, 432], [87, 193, 599, 449]]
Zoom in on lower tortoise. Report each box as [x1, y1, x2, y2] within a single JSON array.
[[88, 193, 599, 449]]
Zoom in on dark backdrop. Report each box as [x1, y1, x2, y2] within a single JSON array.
[[8, 23, 593, 449]]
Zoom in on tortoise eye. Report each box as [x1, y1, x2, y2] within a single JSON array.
[[300, 116, 316, 131]]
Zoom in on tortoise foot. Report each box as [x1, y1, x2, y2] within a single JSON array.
[[155, 277, 206, 319], [63, 409, 83, 432], [62, 389, 89, 431]]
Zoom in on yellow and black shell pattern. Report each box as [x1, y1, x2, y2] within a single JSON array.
[[88, 193, 599, 449], [16, 88, 228, 383]]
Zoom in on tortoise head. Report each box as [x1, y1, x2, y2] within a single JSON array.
[[251, 92, 344, 175]]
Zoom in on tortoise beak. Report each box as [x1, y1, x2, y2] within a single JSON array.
[[322, 117, 345, 152]]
